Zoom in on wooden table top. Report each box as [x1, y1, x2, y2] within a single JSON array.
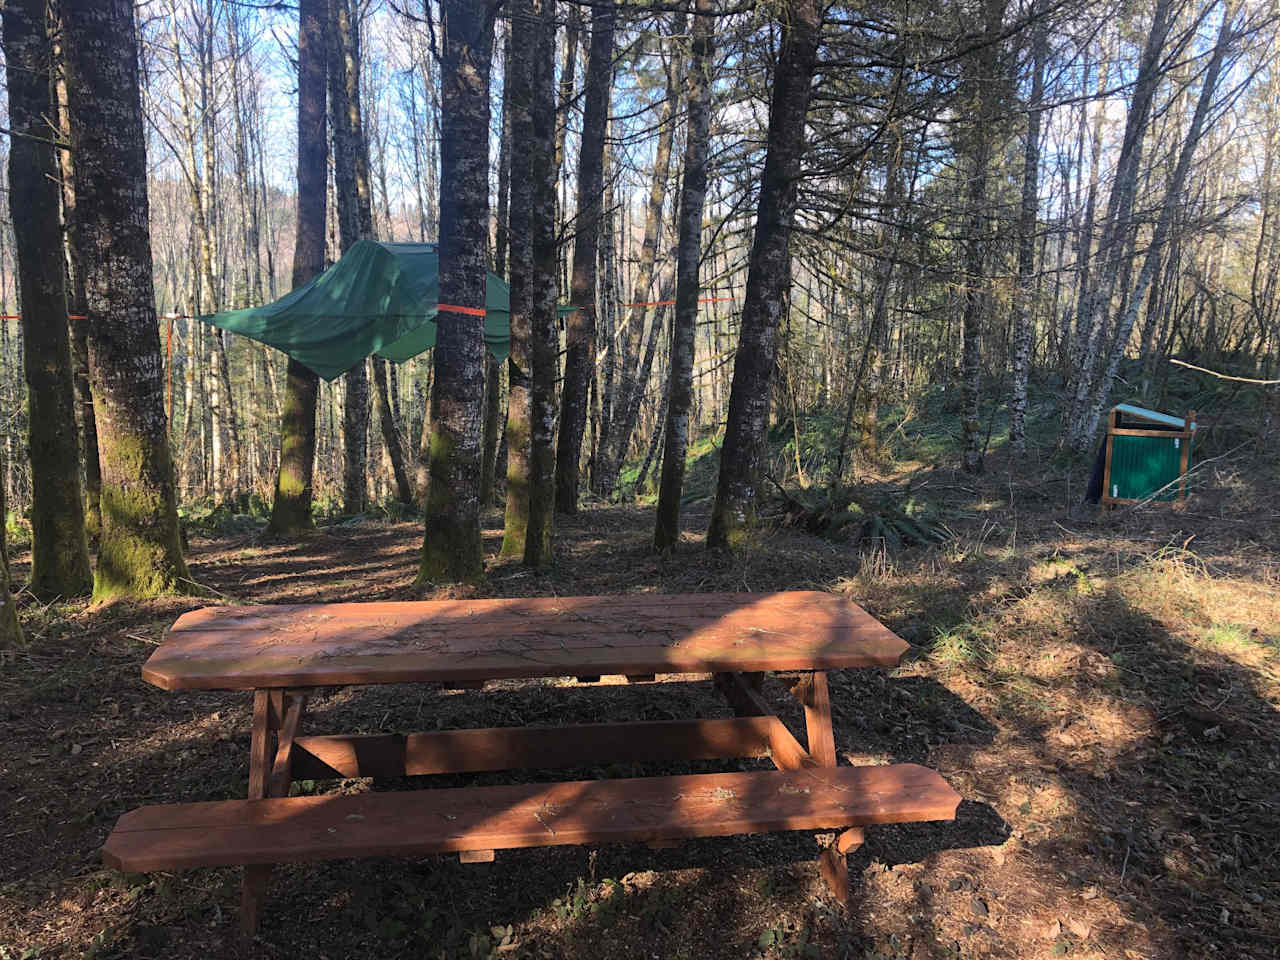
[[142, 591, 909, 691]]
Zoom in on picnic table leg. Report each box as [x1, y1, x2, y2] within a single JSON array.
[[789, 672, 837, 767], [791, 672, 862, 905], [241, 689, 307, 936]]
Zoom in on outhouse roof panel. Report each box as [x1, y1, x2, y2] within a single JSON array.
[[1113, 404, 1188, 429]]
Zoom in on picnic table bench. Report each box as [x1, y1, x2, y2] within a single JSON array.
[[103, 591, 961, 934]]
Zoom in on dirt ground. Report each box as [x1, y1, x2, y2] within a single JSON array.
[[1, 451, 1277, 959]]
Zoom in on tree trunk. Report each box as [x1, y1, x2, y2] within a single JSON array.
[[62, 0, 189, 598], [554, 1, 614, 515], [959, 0, 1008, 475], [499, 0, 535, 559], [524, 0, 560, 568], [0, 445, 21, 648], [3, 0, 94, 599], [831, 133, 902, 487], [707, 0, 821, 550], [1009, 21, 1047, 453], [418, 1, 494, 584], [596, 13, 683, 497], [591, 145, 619, 494], [1077, 2, 1237, 443], [268, 0, 327, 537], [494, 19, 513, 274], [329, 0, 368, 514], [372, 357, 412, 504], [480, 351, 501, 506], [654, 0, 714, 552], [51, 28, 101, 541], [1064, 0, 1175, 448]]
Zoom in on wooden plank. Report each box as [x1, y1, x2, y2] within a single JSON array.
[[241, 864, 271, 935], [166, 593, 860, 633], [762, 717, 816, 772], [1102, 410, 1117, 502], [1107, 427, 1188, 438], [268, 695, 306, 798], [818, 846, 850, 903], [459, 849, 495, 864], [143, 592, 909, 691], [1178, 411, 1194, 502], [799, 673, 837, 767], [247, 691, 272, 801], [817, 827, 864, 905], [835, 827, 865, 854], [103, 764, 962, 872], [713, 675, 818, 771], [290, 717, 777, 780], [244, 689, 282, 936]]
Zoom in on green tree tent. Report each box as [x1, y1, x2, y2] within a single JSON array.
[[198, 239, 565, 381]]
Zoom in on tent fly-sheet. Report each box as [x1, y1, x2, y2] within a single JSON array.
[[197, 239, 518, 381]]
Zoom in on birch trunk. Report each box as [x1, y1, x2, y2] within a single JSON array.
[[1064, 0, 1176, 447], [268, 0, 327, 537], [1077, 2, 1238, 444], [419, 1, 494, 583], [707, 0, 821, 550], [62, 0, 189, 597], [3, 0, 93, 599], [554, 2, 614, 515], [654, 0, 714, 552]]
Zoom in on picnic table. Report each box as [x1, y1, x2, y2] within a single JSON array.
[[103, 591, 961, 934]]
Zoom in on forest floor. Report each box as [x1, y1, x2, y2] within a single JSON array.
[[1, 440, 1278, 960]]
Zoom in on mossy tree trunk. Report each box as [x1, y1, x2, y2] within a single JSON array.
[[524, 0, 559, 568], [418, 0, 495, 584], [267, 0, 327, 537], [654, 0, 714, 552], [0, 447, 21, 647], [62, 0, 189, 598], [707, 0, 821, 551], [554, 1, 614, 516], [329, 0, 368, 515], [3, 0, 94, 600], [500, 0, 537, 559]]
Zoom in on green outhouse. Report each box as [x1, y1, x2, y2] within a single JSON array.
[[1100, 404, 1196, 506]]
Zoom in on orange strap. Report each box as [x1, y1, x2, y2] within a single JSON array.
[[622, 296, 736, 308], [437, 303, 486, 317]]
